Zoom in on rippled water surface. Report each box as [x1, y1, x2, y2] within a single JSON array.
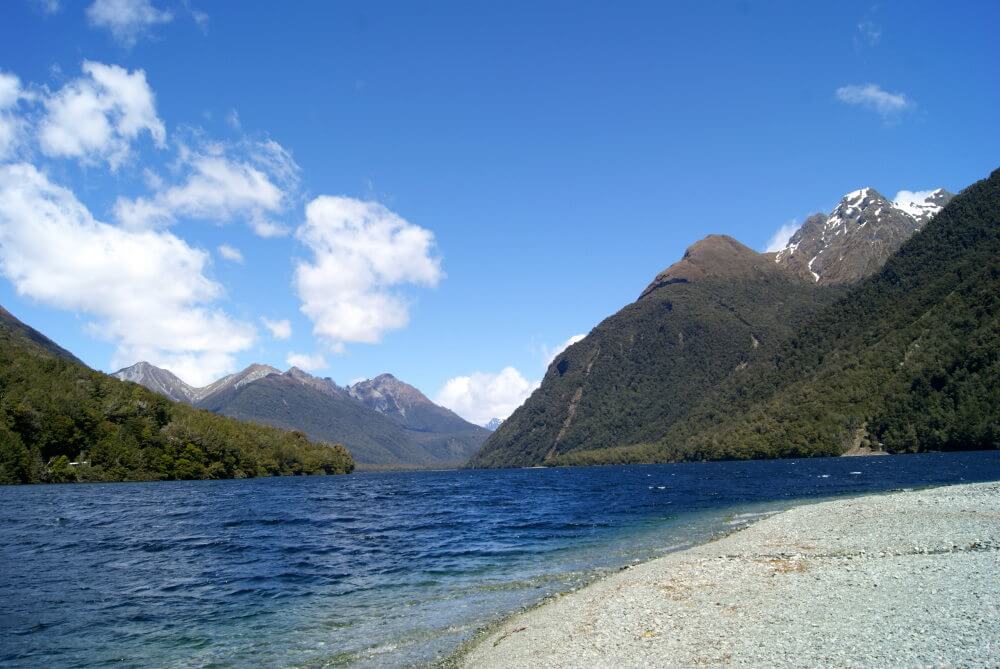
[[3, 451, 1000, 667]]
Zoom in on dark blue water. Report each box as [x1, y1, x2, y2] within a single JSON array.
[[3, 451, 1000, 668]]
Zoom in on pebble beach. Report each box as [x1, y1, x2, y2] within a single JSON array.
[[455, 481, 1000, 668]]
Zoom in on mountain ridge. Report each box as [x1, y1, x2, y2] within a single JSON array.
[[470, 180, 963, 469], [114, 361, 488, 469]]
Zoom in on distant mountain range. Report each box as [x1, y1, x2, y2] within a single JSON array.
[[113, 362, 489, 469], [470, 179, 988, 468]]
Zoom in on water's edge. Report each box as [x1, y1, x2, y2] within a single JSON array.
[[435, 481, 965, 668]]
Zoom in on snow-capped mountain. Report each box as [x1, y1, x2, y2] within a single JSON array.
[[772, 187, 953, 285], [892, 188, 952, 224], [484, 417, 503, 431]]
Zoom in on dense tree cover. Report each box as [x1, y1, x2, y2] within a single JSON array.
[[0, 314, 354, 484], [469, 251, 843, 467], [553, 167, 1000, 466]]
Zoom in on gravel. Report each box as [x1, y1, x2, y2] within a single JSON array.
[[455, 481, 1000, 668]]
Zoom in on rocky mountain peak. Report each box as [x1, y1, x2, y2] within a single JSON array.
[[112, 361, 197, 403], [348, 373, 433, 417], [285, 366, 344, 397], [772, 186, 953, 285]]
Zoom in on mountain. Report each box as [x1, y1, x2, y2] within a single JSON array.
[[350, 374, 488, 436], [556, 167, 1000, 465], [0, 307, 353, 484], [469, 235, 840, 468], [772, 187, 952, 285], [116, 363, 489, 469], [111, 361, 284, 404], [469, 180, 970, 469], [484, 418, 503, 431], [113, 361, 199, 403], [0, 305, 83, 364]]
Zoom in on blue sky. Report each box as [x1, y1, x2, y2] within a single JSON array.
[[0, 0, 998, 424]]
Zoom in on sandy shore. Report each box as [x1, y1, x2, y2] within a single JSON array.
[[455, 481, 1000, 667]]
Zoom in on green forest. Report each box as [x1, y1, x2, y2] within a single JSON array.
[[0, 311, 354, 484], [552, 167, 1000, 466]]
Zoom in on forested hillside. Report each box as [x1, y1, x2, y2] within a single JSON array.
[[557, 167, 1000, 465], [469, 236, 841, 467], [0, 309, 354, 484]]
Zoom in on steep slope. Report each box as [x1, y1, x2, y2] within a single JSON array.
[[563, 167, 1000, 464], [0, 305, 82, 364], [469, 236, 839, 468], [0, 307, 353, 484], [773, 187, 952, 285], [349, 374, 489, 462]]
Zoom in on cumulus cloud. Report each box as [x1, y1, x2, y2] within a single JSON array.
[[113, 138, 298, 235], [544, 333, 586, 365], [261, 317, 291, 340], [217, 243, 243, 263], [0, 71, 26, 160], [764, 219, 800, 253], [435, 367, 537, 425], [294, 196, 443, 349], [286, 351, 328, 371], [893, 189, 938, 206], [86, 0, 173, 46], [835, 83, 911, 118], [0, 163, 254, 385], [39, 61, 165, 169]]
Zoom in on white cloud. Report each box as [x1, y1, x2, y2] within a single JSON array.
[[39, 61, 165, 169], [217, 243, 243, 263], [545, 333, 586, 365], [261, 317, 292, 340], [286, 351, 328, 372], [0, 163, 254, 385], [86, 0, 173, 46], [113, 139, 297, 235], [0, 72, 21, 109], [893, 189, 937, 206], [764, 219, 800, 253], [226, 109, 241, 130], [435, 367, 538, 425], [0, 71, 26, 160], [294, 196, 443, 348], [835, 83, 911, 118]]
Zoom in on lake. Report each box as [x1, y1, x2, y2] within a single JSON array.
[[3, 451, 1000, 667]]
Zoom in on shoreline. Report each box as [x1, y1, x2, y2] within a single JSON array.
[[447, 481, 1000, 667]]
